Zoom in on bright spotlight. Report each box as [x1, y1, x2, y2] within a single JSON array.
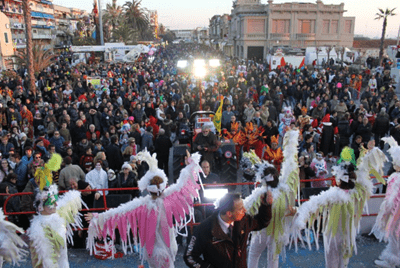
[[209, 59, 220, 67], [194, 59, 206, 67], [203, 188, 228, 200], [194, 66, 207, 78], [177, 60, 188, 68]]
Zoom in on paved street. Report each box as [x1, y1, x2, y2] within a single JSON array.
[[3, 235, 385, 267]]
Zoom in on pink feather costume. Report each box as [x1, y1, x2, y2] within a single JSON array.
[[87, 151, 202, 268]]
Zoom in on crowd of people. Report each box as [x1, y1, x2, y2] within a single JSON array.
[[0, 42, 398, 230]]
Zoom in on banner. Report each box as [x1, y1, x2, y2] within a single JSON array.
[[87, 77, 101, 89], [213, 95, 224, 133]]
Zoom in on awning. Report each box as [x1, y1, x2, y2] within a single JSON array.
[[31, 12, 44, 18], [31, 12, 54, 19], [41, 0, 53, 5]]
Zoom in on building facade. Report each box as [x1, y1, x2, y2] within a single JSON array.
[[171, 29, 194, 42], [228, 0, 355, 60], [0, 11, 14, 70], [209, 14, 230, 53], [148, 10, 158, 39]]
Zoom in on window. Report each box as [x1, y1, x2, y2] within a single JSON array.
[[272, 20, 290, 33], [331, 20, 338, 33], [4, 32, 9, 43], [298, 20, 315, 33], [322, 20, 330, 34], [345, 20, 352, 34], [247, 19, 265, 33]]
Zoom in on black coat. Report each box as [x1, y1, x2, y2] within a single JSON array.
[[337, 119, 351, 147], [373, 115, 390, 135], [154, 134, 172, 159], [115, 171, 139, 198], [184, 203, 271, 268], [106, 143, 124, 171], [356, 123, 372, 144]]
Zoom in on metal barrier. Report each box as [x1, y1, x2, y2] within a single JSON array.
[[1, 175, 389, 222]]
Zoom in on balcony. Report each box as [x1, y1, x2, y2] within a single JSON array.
[[269, 33, 290, 40], [245, 33, 265, 39], [296, 33, 316, 40], [32, 34, 52, 39]]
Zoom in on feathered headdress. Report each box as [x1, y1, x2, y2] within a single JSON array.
[[240, 150, 261, 177], [255, 160, 275, 185], [270, 135, 279, 144], [334, 147, 357, 184], [34, 153, 62, 191], [33, 153, 62, 212], [34, 184, 59, 212], [136, 149, 168, 194], [382, 136, 400, 167]]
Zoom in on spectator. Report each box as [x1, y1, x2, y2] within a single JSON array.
[[351, 135, 363, 159], [141, 126, 154, 152], [49, 130, 65, 153], [373, 109, 390, 149], [0, 158, 12, 183], [106, 135, 124, 172], [58, 156, 86, 190], [85, 160, 108, 201], [193, 125, 219, 167], [154, 129, 172, 175], [199, 160, 220, 184], [356, 117, 372, 147], [0, 135, 15, 159], [115, 162, 139, 198]]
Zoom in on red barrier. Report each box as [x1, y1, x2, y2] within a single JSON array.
[[1, 177, 389, 220]]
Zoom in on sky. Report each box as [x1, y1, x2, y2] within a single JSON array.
[[52, 0, 399, 39]]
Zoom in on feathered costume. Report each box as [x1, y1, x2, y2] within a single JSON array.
[[87, 149, 202, 268], [239, 150, 262, 197], [291, 146, 387, 268], [246, 129, 300, 268], [27, 153, 84, 268], [0, 208, 28, 268], [371, 137, 400, 267]]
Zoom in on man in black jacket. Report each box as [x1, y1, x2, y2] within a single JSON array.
[[106, 135, 123, 172], [184, 192, 272, 268]]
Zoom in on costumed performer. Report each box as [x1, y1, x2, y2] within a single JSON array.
[[239, 149, 261, 197], [86, 149, 202, 268], [247, 129, 300, 268], [291, 144, 387, 268], [262, 135, 283, 171], [27, 153, 85, 268], [372, 136, 400, 268], [0, 208, 28, 268]]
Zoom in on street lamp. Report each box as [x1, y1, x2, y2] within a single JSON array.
[[194, 59, 208, 111]]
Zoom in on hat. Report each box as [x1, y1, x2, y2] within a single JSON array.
[[336, 83, 342, 88], [121, 162, 132, 171], [19, 133, 27, 140]]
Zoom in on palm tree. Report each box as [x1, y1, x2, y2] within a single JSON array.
[[375, 8, 397, 66], [112, 22, 137, 44], [103, 0, 122, 31], [123, 0, 149, 40], [22, 0, 35, 93], [14, 41, 56, 76]]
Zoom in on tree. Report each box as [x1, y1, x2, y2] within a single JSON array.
[[375, 7, 397, 66], [14, 41, 56, 76], [326, 45, 333, 67], [22, 0, 35, 93], [103, 0, 122, 31], [112, 22, 137, 44], [123, 0, 150, 40]]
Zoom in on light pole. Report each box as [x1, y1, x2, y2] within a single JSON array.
[[98, 0, 104, 45]]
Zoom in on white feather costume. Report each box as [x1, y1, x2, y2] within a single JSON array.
[[27, 189, 84, 268], [291, 146, 387, 268], [87, 150, 202, 268], [246, 129, 300, 268], [371, 137, 400, 267], [0, 208, 28, 268]]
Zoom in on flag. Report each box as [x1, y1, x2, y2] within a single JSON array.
[[299, 57, 305, 69], [280, 57, 286, 67], [213, 95, 224, 133]]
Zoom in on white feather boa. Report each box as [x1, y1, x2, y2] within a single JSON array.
[[0, 209, 28, 266]]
